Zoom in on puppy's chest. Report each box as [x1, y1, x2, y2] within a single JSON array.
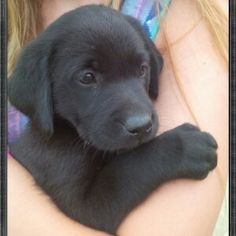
[[16, 128, 109, 188]]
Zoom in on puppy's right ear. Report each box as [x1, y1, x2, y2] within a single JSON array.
[[8, 39, 54, 135]]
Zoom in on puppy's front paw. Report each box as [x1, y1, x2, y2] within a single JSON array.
[[161, 123, 218, 180]]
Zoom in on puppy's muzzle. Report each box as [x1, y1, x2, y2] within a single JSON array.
[[124, 113, 152, 136], [120, 113, 153, 141]]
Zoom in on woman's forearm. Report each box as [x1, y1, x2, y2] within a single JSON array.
[[8, 157, 110, 236]]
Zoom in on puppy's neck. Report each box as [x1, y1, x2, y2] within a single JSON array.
[[30, 115, 116, 159], [53, 115, 77, 134]]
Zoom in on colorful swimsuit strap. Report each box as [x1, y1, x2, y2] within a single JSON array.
[[121, 0, 172, 40]]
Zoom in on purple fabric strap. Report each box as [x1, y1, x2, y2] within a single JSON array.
[[8, 104, 28, 144]]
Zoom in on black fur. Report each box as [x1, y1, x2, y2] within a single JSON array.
[[8, 5, 217, 235]]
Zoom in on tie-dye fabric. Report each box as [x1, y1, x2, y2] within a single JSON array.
[[8, 104, 28, 144], [121, 0, 172, 40]]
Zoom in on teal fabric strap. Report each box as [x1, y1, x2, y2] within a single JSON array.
[[121, 0, 172, 40]]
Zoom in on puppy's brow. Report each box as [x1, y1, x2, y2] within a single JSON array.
[[81, 60, 101, 72], [139, 53, 150, 63], [91, 61, 99, 70], [131, 51, 149, 65]]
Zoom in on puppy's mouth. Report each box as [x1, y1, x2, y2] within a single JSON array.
[[83, 134, 155, 153], [114, 137, 154, 155], [76, 120, 158, 153]]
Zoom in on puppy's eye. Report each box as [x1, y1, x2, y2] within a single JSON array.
[[139, 64, 149, 77], [79, 72, 96, 85]]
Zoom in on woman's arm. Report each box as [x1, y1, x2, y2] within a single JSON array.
[[8, 1, 227, 236], [8, 157, 110, 236], [117, 0, 228, 235]]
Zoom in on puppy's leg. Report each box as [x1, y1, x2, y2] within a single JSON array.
[[77, 123, 217, 234]]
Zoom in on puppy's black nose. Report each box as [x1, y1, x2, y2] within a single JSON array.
[[124, 114, 152, 136]]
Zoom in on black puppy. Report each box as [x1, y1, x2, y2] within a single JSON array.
[[9, 5, 217, 235]]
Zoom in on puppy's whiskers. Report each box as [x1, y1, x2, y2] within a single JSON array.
[[69, 136, 82, 148]]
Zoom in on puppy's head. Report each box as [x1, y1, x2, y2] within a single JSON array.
[[9, 5, 163, 151]]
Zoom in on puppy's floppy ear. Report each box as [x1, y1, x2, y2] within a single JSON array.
[[8, 39, 54, 135], [125, 15, 163, 99]]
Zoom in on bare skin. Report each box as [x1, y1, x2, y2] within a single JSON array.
[[8, 157, 110, 236], [118, 1, 228, 235], [8, 0, 228, 235]]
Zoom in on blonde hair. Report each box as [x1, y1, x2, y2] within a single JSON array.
[[196, 0, 228, 62], [7, 0, 122, 75], [8, 0, 42, 75], [8, 0, 227, 75]]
